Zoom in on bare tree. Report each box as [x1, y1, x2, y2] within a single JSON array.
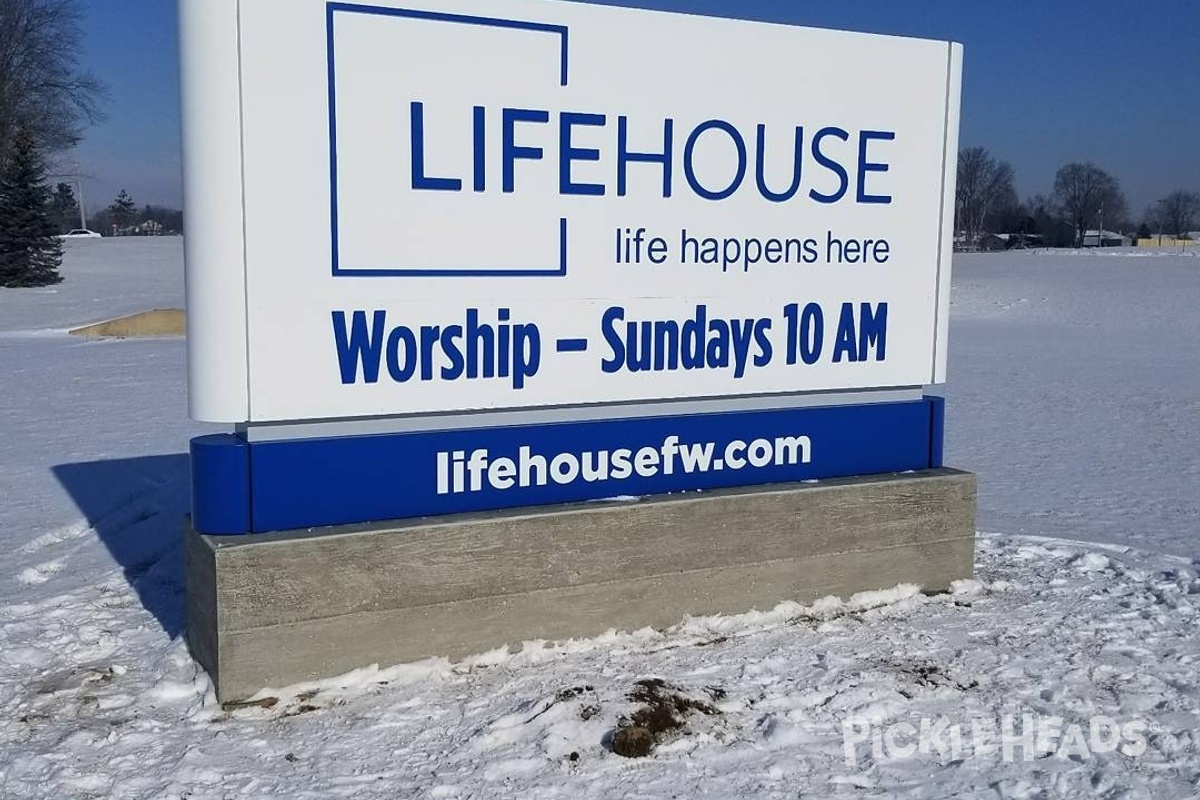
[[1052, 163, 1127, 246], [986, 181, 1022, 234], [1156, 190, 1200, 238], [955, 147, 1015, 248], [0, 0, 105, 164], [1020, 194, 1070, 247]]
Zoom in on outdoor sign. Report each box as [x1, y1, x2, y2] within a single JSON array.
[[180, 0, 963, 534]]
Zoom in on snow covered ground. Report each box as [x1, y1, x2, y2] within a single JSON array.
[[1, 243, 1197, 798], [946, 249, 1200, 556]]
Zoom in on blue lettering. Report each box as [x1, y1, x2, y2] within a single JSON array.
[[441, 325, 465, 379], [800, 302, 823, 365], [832, 302, 859, 362], [559, 112, 606, 196], [600, 306, 626, 373], [681, 305, 706, 369], [512, 323, 540, 389], [387, 325, 418, 381], [706, 318, 730, 368], [857, 130, 894, 204], [684, 119, 747, 201], [419, 325, 439, 381], [617, 116, 673, 197], [859, 302, 887, 361], [334, 308, 536, 390], [332, 310, 386, 384], [653, 320, 680, 371], [466, 308, 495, 379], [808, 126, 850, 204], [626, 321, 652, 372], [407, 104, 893, 205], [472, 106, 486, 192], [729, 318, 756, 378], [753, 318, 773, 367], [783, 302, 824, 365], [497, 308, 511, 379], [409, 102, 463, 192], [755, 124, 804, 202], [502, 108, 549, 193]]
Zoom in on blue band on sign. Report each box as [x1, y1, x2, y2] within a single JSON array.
[[927, 394, 946, 468], [190, 434, 251, 534], [190, 397, 947, 535]]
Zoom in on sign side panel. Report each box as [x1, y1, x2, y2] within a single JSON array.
[[933, 42, 963, 384], [179, 0, 250, 422]]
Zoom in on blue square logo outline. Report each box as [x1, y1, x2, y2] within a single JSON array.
[[326, 2, 570, 278]]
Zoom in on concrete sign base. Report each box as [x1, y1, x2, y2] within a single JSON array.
[[186, 468, 976, 702]]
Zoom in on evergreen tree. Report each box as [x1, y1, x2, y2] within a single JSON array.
[[50, 182, 80, 233], [108, 188, 137, 233], [0, 128, 63, 287]]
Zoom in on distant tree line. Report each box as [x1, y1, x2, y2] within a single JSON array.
[[1146, 190, 1200, 243], [955, 147, 1199, 250], [38, 181, 185, 238], [85, 188, 183, 237]]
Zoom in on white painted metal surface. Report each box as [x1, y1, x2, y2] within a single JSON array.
[[179, 0, 962, 423]]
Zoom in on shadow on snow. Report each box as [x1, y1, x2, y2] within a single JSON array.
[[51, 453, 191, 638]]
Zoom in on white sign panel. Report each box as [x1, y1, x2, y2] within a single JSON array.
[[179, 0, 962, 423]]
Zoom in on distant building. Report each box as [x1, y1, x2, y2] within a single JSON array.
[[109, 219, 165, 237], [1081, 230, 1129, 247], [977, 233, 1007, 251], [1135, 235, 1198, 248], [978, 232, 1045, 251]]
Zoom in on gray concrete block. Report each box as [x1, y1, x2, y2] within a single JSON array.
[[186, 468, 976, 701]]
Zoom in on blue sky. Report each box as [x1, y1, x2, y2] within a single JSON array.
[[74, 0, 1199, 221]]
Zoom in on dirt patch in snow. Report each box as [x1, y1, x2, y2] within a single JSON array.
[[611, 678, 723, 757]]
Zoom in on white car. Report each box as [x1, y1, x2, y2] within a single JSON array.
[[58, 229, 101, 239]]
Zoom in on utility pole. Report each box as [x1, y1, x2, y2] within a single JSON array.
[[48, 151, 89, 232], [75, 179, 87, 230], [73, 152, 87, 230], [46, 172, 86, 232]]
